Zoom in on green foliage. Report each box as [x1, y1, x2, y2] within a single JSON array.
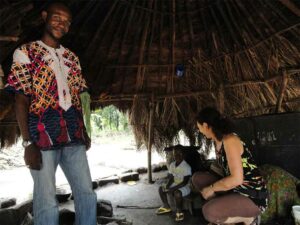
[[91, 105, 129, 134]]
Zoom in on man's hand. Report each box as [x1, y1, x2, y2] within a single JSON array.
[[24, 143, 42, 170], [83, 130, 91, 151]]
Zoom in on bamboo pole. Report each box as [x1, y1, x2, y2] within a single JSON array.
[[279, 0, 300, 16], [158, 0, 164, 88], [185, 1, 194, 52], [0, 64, 4, 89], [147, 94, 155, 183], [0, 36, 19, 42], [136, 0, 153, 92], [116, 0, 138, 93], [198, 1, 209, 54], [170, 0, 176, 92], [276, 70, 288, 113], [84, 1, 118, 59], [216, 2, 240, 46], [92, 70, 299, 103], [147, 0, 157, 60], [232, 97, 300, 117]]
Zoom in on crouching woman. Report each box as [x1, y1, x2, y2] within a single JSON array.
[[192, 107, 268, 225]]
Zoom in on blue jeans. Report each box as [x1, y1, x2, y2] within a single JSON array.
[[30, 145, 97, 225]]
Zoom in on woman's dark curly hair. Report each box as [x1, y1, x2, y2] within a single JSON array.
[[196, 107, 235, 141]]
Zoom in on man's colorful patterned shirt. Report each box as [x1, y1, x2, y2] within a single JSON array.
[[6, 41, 88, 150]]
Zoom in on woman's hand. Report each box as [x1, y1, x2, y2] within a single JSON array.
[[201, 185, 215, 200]]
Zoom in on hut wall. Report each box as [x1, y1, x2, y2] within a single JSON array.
[[235, 112, 300, 179]]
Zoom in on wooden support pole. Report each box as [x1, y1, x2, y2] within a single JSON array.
[[147, 94, 155, 183], [276, 70, 288, 113]]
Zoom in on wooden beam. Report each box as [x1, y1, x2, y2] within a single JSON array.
[[198, 1, 209, 56], [116, 0, 138, 93], [84, 1, 118, 59], [147, 0, 157, 61], [158, 0, 164, 91], [264, 0, 300, 37], [119, 0, 218, 16], [210, 6, 227, 53], [185, 1, 194, 52], [0, 36, 19, 42], [170, 0, 176, 92], [276, 70, 288, 113], [92, 90, 212, 103], [205, 21, 300, 63], [136, 0, 153, 92], [279, 0, 300, 16], [235, 0, 265, 41], [216, 1, 240, 46], [232, 96, 300, 117], [71, 2, 97, 47], [92, 69, 299, 103]]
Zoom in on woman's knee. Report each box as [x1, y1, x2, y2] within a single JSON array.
[[202, 202, 221, 223], [191, 172, 203, 187], [192, 171, 212, 190]]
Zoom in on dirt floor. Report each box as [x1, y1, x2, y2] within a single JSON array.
[[0, 133, 165, 202], [1, 133, 208, 224], [61, 171, 207, 225]]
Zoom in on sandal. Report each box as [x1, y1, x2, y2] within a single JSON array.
[[156, 206, 172, 215], [250, 215, 261, 225], [175, 212, 184, 221]]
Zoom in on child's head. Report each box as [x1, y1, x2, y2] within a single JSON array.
[[172, 145, 184, 164]]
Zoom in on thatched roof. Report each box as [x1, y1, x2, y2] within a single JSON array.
[[0, 0, 299, 150]]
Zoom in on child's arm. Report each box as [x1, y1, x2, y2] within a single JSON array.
[[165, 173, 174, 189], [167, 175, 191, 192]]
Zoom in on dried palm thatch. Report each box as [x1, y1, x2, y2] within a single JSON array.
[[0, 0, 299, 151], [0, 90, 19, 149]]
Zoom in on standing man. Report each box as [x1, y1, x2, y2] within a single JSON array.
[[5, 2, 97, 225]]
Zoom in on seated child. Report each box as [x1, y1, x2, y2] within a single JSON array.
[[156, 146, 192, 221]]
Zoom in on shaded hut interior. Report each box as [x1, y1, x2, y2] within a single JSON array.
[[0, 0, 300, 176]]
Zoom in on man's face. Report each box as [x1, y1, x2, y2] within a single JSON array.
[[43, 6, 72, 40]]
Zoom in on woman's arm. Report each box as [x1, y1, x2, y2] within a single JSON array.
[[201, 135, 244, 199]]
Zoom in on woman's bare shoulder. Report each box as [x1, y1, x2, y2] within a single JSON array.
[[223, 133, 240, 142], [223, 134, 243, 149]]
